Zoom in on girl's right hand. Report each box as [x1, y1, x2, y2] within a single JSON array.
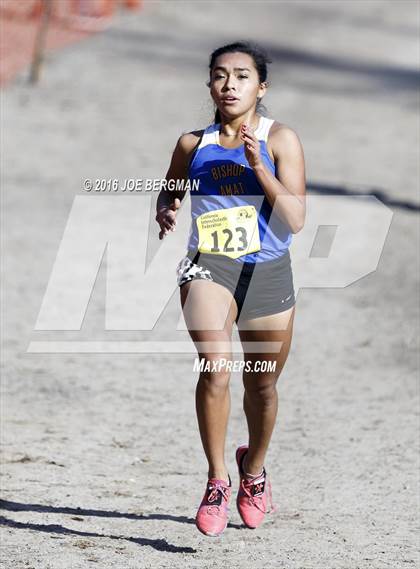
[[155, 197, 181, 240]]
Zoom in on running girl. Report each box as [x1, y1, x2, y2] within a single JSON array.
[[156, 41, 306, 537]]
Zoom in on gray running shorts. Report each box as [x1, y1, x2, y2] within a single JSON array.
[[176, 249, 296, 322]]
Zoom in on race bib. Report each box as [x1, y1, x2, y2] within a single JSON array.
[[196, 205, 261, 259]]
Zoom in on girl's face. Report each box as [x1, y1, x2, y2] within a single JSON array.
[[209, 52, 267, 119]]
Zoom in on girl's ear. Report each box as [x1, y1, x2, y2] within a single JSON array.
[[259, 81, 268, 93], [258, 81, 268, 99]]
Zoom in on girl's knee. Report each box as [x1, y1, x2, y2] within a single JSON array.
[[244, 379, 278, 404], [197, 354, 232, 392]]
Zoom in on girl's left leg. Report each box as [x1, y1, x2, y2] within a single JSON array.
[[237, 306, 296, 477]]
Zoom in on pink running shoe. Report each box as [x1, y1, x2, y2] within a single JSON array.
[[195, 475, 232, 537], [235, 445, 276, 529]]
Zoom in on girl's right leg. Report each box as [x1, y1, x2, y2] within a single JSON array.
[[180, 278, 238, 483]]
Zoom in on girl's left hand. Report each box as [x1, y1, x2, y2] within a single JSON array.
[[241, 124, 263, 169]]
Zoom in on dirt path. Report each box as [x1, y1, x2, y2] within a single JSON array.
[[1, 2, 419, 568]]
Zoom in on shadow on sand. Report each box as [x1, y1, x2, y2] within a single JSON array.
[[308, 181, 420, 212], [0, 498, 245, 552]]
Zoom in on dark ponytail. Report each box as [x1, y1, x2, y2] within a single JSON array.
[[208, 41, 271, 124]]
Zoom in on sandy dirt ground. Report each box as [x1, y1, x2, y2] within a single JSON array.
[[1, 2, 419, 568]]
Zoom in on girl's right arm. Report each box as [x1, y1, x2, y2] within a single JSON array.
[[156, 132, 201, 240]]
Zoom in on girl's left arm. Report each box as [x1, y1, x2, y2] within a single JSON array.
[[241, 124, 306, 234]]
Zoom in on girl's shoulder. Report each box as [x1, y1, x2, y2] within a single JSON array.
[[177, 129, 206, 156], [267, 120, 299, 139], [266, 120, 304, 160]]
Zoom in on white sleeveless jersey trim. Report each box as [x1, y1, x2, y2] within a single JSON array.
[[251, 116, 274, 141], [195, 116, 275, 150], [196, 123, 219, 150], [260, 117, 275, 142]]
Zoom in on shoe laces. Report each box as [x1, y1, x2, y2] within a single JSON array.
[[241, 472, 277, 514], [205, 481, 230, 515]]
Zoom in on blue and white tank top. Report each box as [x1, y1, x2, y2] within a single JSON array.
[[186, 115, 292, 263]]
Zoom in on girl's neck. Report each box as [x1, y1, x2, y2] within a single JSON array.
[[219, 113, 260, 136]]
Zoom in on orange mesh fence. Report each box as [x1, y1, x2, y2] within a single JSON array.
[[0, 0, 143, 86]]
